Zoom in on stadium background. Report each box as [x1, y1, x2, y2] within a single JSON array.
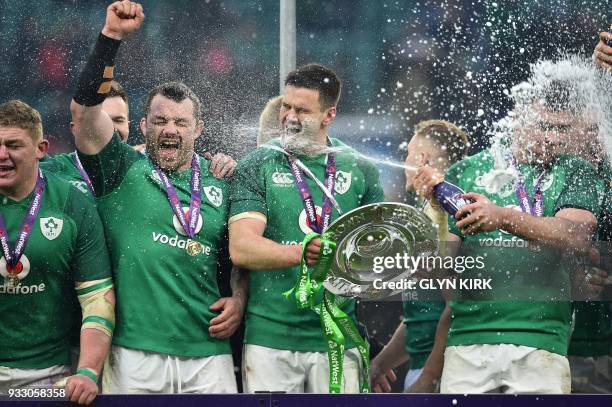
[[0, 0, 609, 392]]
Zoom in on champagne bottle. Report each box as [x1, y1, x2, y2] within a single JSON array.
[[432, 181, 471, 216]]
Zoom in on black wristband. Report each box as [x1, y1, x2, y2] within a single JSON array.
[[74, 33, 121, 106]]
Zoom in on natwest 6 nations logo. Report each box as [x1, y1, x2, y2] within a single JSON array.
[[298, 205, 324, 234], [0, 255, 45, 294], [172, 206, 203, 236]]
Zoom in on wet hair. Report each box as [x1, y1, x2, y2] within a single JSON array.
[[413, 119, 469, 164], [284, 64, 341, 110], [144, 82, 202, 120], [0, 100, 43, 141]]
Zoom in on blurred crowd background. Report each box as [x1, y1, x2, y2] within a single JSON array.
[[0, 0, 609, 391], [1, 1, 607, 164]]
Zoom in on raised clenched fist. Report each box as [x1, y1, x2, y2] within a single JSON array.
[[102, 1, 145, 40]]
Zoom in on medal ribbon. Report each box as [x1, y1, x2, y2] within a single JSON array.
[[73, 152, 95, 196], [507, 155, 546, 216], [152, 155, 202, 238], [283, 232, 371, 393], [0, 169, 45, 277], [284, 152, 370, 392], [287, 153, 336, 234]]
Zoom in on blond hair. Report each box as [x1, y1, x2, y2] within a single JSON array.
[[413, 119, 469, 164], [257, 95, 283, 146], [0, 100, 43, 141]]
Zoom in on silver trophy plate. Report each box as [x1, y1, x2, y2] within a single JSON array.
[[322, 202, 438, 300]]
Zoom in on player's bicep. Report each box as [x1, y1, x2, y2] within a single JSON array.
[[70, 99, 115, 155], [228, 214, 267, 264], [229, 213, 267, 238]]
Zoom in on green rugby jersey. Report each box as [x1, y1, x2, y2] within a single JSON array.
[[229, 138, 385, 352], [445, 150, 600, 356], [0, 170, 111, 369], [40, 152, 92, 196], [569, 161, 612, 357], [77, 134, 231, 357]]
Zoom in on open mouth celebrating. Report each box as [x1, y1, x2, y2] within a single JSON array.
[[0, 164, 15, 176], [158, 139, 182, 160]]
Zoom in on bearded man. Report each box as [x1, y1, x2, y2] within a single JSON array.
[[69, 1, 246, 393], [229, 63, 385, 393]]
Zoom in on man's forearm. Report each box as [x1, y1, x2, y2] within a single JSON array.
[[77, 328, 112, 378], [230, 267, 249, 305], [373, 322, 410, 372], [499, 208, 594, 251], [230, 233, 300, 270], [420, 304, 451, 379], [71, 32, 122, 154]]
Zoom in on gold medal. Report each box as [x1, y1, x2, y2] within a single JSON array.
[[7, 275, 19, 289], [186, 240, 203, 257]]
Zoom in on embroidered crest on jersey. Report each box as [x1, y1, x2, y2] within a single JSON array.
[[40, 217, 64, 240], [0, 254, 31, 281], [537, 173, 554, 192], [150, 169, 163, 186], [204, 186, 223, 207], [334, 170, 352, 194], [172, 206, 204, 236], [69, 180, 90, 195]]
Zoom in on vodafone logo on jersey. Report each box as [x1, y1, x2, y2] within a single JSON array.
[[0, 254, 31, 282], [172, 206, 204, 236], [298, 206, 323, 234]]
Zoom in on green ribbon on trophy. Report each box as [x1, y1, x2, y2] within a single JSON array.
[[284, 232, 371, 393], [284, 203, 439, 393]]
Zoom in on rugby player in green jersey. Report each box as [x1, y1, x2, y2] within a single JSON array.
[[0, 100, 114, 405], [229, 64, 385, 393], [69, 1, 246, 393], [556, 52, 612, 393], [369, 120, 469, 393], [411, 61, 602, 394]]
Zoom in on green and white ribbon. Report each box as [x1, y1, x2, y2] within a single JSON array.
[[284, 232, 371, 393]]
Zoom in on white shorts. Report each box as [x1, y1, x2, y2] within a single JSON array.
[[403, 368, 424, 392], [242, 344, 362, 393], [440, 344, 571, 394], [0, 365, 71, 393], [102, 345, 237, 394]]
